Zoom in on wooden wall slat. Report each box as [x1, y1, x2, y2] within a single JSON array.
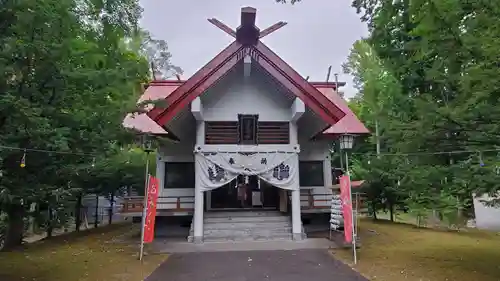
[[205, 121, 239, 144], [205, 121, 290, 145], [257, 121, 289, 144]]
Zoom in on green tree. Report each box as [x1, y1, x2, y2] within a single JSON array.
[[343, 39, 408, 219], [347, 0, 500, 224], [0, 0, 160, 250]]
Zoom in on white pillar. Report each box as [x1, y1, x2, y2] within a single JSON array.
[[289, 122, 298, 145], [324, 156, 333, 188], [195, 120, 205, 144], [193, 154, 204, 244], [156, 155, 165, 191], [291, 154, 303, 240], [291, 188, 302, 240]]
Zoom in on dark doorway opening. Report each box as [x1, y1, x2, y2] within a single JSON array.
[[210, 175, 279, 210]]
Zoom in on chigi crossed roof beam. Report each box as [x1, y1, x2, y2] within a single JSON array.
[[208, 16, 287, 40], [147, 7, 346, 127]]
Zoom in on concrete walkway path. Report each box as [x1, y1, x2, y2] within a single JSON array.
[[145, 249, 368, 281], [152, 237, 335, 253]]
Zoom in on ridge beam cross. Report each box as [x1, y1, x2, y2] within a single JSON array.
[[259, 21, 288, 39], [207, 18, 236, 38]]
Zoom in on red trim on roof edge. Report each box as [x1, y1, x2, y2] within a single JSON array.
[[254, 42, 345, 123], [254, 50, 341, 125], [146, 7, 348, 127], [147, 41, 347, 126], [156, 51, 244, 126], [147, 41, 243, 122]]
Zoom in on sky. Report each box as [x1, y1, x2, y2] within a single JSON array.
[[139, 0, 368, 98]]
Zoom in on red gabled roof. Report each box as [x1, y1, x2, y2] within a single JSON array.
[[315, 86, 370, 136], [122, 81, 181, 135], [125, 80, 370, 137], [147, 7, 346, 127]]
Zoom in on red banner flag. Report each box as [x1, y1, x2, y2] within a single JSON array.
[[143, 175, 159, 243], [339, 175, 353, 244]]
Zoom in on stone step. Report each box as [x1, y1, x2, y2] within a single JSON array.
[[203, 222, 291, 230], [204, 211, 284, 218], [187, 211, 304, 243], [204, 227, 292, 236], [203, 233, 293, 242], [204, 215, 290, 224]]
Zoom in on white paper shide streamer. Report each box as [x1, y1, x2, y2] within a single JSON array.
[[330, 194, 343, 230]]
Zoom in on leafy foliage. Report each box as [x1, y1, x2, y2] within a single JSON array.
[[0, 0, 180, 249], [125, 29, 183, 79], [344, 0, 500, 225]]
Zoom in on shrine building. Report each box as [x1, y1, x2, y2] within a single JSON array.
[[123, 7, 369, 243]]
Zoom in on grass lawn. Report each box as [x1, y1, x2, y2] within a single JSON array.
[[332, 219, 500, 281], [0, 224, 167, 281]]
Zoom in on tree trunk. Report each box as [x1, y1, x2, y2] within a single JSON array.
[[108, 192, 115, 225], [3, 204, 25, 251], [375, 119, 381, 156], [46, 208, 53, 239], [389, 202, 394, 222], [94, 194, 99, 228], [374, 118, 381, 222], [371, 201, 378, 220], [75, 194, 82, 232]]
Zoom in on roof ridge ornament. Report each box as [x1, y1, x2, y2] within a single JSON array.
[[207, 7, 288, 45]]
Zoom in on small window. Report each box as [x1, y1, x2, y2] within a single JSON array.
[[165, 162, 195, 189], [299, 161, 324, 187], [238, 114, 258, 144]]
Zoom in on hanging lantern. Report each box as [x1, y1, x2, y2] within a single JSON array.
[[141, 134, 154, 153], [339, 134, 355, 150]]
